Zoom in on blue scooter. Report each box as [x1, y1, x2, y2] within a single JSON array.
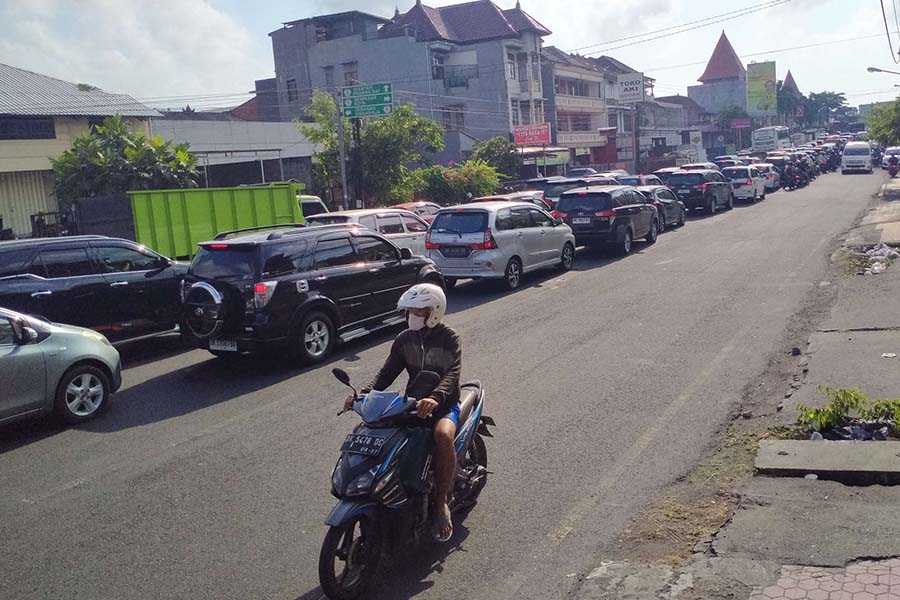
[[319, 368, 494, 600]]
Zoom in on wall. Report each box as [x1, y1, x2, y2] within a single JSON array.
[[687, 79, 747, 114], [0, 170, 57, 237]]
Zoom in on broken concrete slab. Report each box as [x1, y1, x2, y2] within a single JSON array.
[[711, 477, 900, 567], [756, 440, 900, 481]]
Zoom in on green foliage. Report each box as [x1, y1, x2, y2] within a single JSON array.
[[776, 80, 804, 120], [51, 115, 197, 202], [867, 98, 900, 146], [471, 136, 522, 179], [412, 160, 500, 205], [796, 386, 900, 433], [296, 92, 444, 205], [803, 91, 847, 127]]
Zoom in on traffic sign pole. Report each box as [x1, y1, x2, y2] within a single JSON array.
[[334, 89, 350, 210]]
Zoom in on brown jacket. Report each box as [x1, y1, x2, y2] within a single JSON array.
[[368, 323, 461, 417]]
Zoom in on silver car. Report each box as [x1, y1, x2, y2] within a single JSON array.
[[426, 201, 576, 290], [305, 208, 429, 256], [0, 307, 122, 426]]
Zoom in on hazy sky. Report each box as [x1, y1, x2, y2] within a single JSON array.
[[1, 0, 897, 109]]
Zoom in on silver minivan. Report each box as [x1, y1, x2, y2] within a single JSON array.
[[306, 208, 430, 256], [426, 201, 576, 290]]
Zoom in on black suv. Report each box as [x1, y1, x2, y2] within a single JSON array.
[[666, 169, 733, 213], [555, 185, 658, 256], [181, 224, 443, 362], [0, 236, 187, 344]]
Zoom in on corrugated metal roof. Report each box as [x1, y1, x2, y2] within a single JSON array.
[[0, 63, 159, 118]]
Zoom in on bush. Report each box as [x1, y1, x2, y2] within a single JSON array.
[[412, 160, 500, 205], [796, 386, 899, 433]]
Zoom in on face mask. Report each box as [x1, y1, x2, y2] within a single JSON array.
[[408, 313, 427, 331]]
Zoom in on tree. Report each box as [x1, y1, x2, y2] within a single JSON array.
[[471, 136, 522, 179], [867, 99, 900, 146], [51, 115, 197, 202], [803, 91, 847, 126], [412, 160, 500, 205], [297, 92, 444, 205]]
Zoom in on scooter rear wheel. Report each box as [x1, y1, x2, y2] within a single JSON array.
[[319, 516, 383, 600]]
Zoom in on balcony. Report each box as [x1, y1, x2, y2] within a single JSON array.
[[556, 95, 605, 112], [508, 78, 542, 97]]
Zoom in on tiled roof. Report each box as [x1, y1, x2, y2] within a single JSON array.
[[379, 0, 549, 43], [0, 63, 159, 117], [698, 32, 745, 83], [655, 94, 709, 113], [542, 46, 598, 71], [782, 70, 801, 95]]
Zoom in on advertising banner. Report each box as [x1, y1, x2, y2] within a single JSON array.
[[747, 61, 777, 117], [513, 123, 551, 146], [617, 72, 645, 103]]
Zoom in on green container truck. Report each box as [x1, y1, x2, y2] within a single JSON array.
[[128, 182, 305, 259]]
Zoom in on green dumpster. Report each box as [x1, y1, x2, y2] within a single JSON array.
[[129, 182, 305, 258]]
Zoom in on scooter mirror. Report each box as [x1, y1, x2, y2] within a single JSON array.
[[332, 368, 352, 387]]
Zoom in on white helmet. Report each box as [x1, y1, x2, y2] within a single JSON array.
[[397, 283, 446, 328]]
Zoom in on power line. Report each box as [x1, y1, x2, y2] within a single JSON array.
[[880, 0, 900, 63]]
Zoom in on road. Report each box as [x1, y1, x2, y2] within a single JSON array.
[[0, 172, 884, 600]]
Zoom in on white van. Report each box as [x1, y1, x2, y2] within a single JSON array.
[[841, 142, 873, 174]]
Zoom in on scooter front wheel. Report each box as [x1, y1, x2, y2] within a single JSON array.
[[319, 516, 383, 600]]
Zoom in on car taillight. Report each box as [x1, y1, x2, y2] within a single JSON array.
[[208, 243, 228, 250], [594, 209, 615, 218], [551, 210, 568, 220], [469, 231, 497, 250], [253, 281, 277, 309], [425, 230, 439, 250]]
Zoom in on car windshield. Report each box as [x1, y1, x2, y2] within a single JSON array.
[[306, 215, 350, 226], [722, 168, 750, 180], [886, 147, 900, 155], [556, 192, 613, 212], [667, 173, 705, 185], [431, 211, 487, 234], [543, 182, 582, 198], [191, 246, 257, 279], [616, 176, 640, 186], [844, 146, 870, 156]]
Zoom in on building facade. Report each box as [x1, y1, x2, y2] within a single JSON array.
[[268, 2, 551, 163], [0, 63, 156, 238], [687, 32, 747, 115]]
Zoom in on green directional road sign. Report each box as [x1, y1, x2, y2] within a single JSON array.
[[341, 83, 393, 118]]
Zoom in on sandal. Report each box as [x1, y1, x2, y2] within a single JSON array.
[[433, 506, 453, 543]]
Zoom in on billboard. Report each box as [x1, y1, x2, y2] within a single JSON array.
[[513, 123, 551, 146], [617, 72, 645, 103], [747, 61, 777, 117]]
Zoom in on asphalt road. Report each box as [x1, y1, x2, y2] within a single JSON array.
[[0, 171, 884, 600]]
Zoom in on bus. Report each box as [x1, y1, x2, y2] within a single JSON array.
[[751, 126, 790, 152]]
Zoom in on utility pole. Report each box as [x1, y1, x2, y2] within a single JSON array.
[[334, 89, 350, 211]]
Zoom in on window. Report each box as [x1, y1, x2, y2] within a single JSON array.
[[314, 236, 357, 269], [31, 248, 95, 279], [0, 117, 55, 140], [432, 53, 446, 80], [510, 99, 520, 126], [431, 211, 487, 234], [94, 246, 161, 273], [441, 105, 465, 131], [608, 113, 619, 130], [343, 62, 358, 85], [533, 100, 544, 125], [0, 319, 16, 345], [571, 113, 591, 131], [377, 214, 404, 235], [529, 208, 553, 227], [358, 215, 377, 230], [355, 236, 397, 263], [510, 208, 532, 229], [402, 215, 428, 232], [191, 246, 256, 279], [660, 190, 678, 201], [261, 241, 308, 276], [286, 79, 299, 103], [323, 66, 334, 87], [520, 101, 531, 125], [506, 52, 518, 80], [681, 131, 691, 145]]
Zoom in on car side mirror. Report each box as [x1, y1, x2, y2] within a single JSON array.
[[22, 327, 38, 344], [399, 248, 413, 260], [553, 218, 563, 226]]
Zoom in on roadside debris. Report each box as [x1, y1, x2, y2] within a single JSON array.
[[882, 352, 897, 359], [853, 242, 900, 275]]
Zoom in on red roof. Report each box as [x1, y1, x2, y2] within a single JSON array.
[[783, 70, 800, 95], [379, 0, 550, 43], [230, 96, 259, 121], [698, 32, 745, 83]]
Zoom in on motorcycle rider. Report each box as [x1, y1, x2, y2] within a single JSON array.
[[889, 153, 899, 177], [343, 283, 460, 542]]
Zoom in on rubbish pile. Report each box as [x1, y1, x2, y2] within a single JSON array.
[[856, 242, 900, 275], [809, 422, 892, 441]]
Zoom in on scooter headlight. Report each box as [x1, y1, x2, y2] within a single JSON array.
[[346, 470, 375, 496], [331, 458, 343, 494]]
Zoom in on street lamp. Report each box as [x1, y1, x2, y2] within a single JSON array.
[[868, 66, 900, 75]]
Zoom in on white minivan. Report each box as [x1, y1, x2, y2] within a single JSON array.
[[842, 142, 873, 174]]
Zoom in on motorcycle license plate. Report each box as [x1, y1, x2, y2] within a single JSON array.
[[678, 188, 691, 194], [342, 433, 387, 456], [209, 338, 237, 352], [572, 217, 591, 224]]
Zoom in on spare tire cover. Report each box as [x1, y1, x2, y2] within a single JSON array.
[[184, 282, 225, 339]]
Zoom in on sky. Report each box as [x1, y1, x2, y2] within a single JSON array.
[[1, 0, 898, 110]]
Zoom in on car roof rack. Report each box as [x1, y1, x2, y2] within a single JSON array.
[[213, 224, 306, 240]]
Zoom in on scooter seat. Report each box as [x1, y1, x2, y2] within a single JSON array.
[[457, 382, 481, 425]]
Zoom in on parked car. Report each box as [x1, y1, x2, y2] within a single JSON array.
[[555, 185, 658, 255], [300, 195, 329, 217], [680, 162, 720, 171], [666, 170, 733, 213], [881, 146, 900, 169], [305, 208, 429, 256], [653, 167, 682, 185], [721, 166, 767, 202], [0, 306, 122, 425], [614, 174, 665, 187], [714, 159, 741, 170], [391, 201, 442, 223], [426, 202, 575, 290], [752, 162, 781, 191], [472, 191, 552, 211], [540, 176, 618, 207], [181, 224, 443, 363], [0, 236, 187, 344], [636, 185, 686, 231], [842, 141, 874, 174], [713, 155, 740, 162], [566, 167, 598, 177]]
